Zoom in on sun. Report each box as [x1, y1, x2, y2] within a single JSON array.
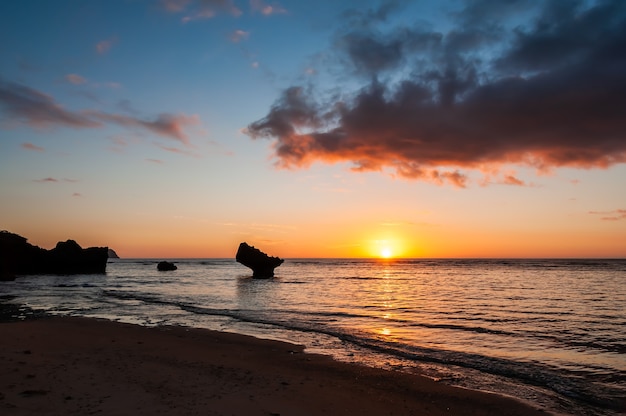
[[380, 248, 393, 259]]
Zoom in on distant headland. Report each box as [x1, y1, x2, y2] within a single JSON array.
[[0, 231, 109, 281]]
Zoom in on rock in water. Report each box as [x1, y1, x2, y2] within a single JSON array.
[[108, 248, 120, 259], [235, 242, 284, 278], [157, 261, 177, 271]]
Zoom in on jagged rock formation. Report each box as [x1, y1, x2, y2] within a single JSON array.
[[108, 248, 120, 259], [235, 242, 284, 278], [157, 261, 177, 271], [0, 231, 108, 281]]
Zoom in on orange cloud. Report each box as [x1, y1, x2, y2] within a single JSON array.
[[589, 210, 626, 221], [246, 1, 626, 187]]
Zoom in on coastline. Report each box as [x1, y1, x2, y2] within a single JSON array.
[[0, 313, 549, 415]]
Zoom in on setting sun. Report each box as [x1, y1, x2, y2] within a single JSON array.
[[381, 248, 393, 258]]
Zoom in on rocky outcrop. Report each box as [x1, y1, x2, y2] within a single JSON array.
[[157, 261, 177, 271], [0, 231, 108, 280], [108, 249, 120, 259], [235, 242, 284, 278]]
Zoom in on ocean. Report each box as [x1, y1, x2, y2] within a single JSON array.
[[1, 258, 624, 415]]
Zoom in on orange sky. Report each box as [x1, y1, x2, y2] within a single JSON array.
[[1, 1, 625, 259]]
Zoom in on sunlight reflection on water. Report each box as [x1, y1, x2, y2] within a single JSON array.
[[4, 258, 625, 415]]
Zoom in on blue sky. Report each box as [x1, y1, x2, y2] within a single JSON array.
[[1, 0, 625, 258]]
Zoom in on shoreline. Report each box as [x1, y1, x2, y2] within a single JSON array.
[[0, 314, 550, 415]]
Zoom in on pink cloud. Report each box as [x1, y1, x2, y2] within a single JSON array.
[[87, 112, 200, 145], [160, 0, 190, 12], [146, 158, 165, 164], [34, 177, 58, 183], [157, 144, 198, 157], [96, 38, 115, 54], [72, 192, 82, 197], [250, 0, 287, 15], [65, 74, 87, 85], [230, 29, 249, 43], [163, 0, 241, 22], [21, 142, 44, 152]]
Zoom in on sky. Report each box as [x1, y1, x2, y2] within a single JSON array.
[[1, 0, 625, 258]]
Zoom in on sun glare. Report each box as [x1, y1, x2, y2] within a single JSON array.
[[381, 248, 392, 258]]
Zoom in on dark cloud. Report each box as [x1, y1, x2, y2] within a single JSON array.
[[0, 79, 100, 128], [247, 0, 626, 186], [340, 0, 408, 28], [495, 0, 626, 73], [0, 79, 200, 144]]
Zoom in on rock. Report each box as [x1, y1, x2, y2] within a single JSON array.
[[235, 242, 284, 278], [107, 248, 120, 259], [157, 261, 177, 271], [0, 230, 108, 279]]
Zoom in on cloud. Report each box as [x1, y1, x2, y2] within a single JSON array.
[[157, 144, 199, 157], [65, 73, 87, 85], [589, 209, 626, 221], [340, 0, 408, 28], [250, 0, 287, 16], [160, 0, 190, 12], [246, 0, 626, 187], [96, 38, 116, 54], [162, 0, 242, 22], [86, 112, 200, 145], [230, 29, 249, 43], [146, 158, 165, 164], [21, 142, 44, 152], [0, 79, 101, 128], [33, 177, 79, 184], [72, 192, 82, 197], [0, 79, 201, 143]]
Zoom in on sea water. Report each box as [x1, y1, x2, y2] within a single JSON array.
[[1, 258, 624, 415]]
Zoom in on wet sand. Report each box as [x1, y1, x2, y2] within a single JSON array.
[[0, 317, 549, 415]]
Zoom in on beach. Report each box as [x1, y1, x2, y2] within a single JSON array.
[[0, 316, 548, 415]]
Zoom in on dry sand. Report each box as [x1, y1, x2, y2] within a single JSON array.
[[0, 317, 549, 415]]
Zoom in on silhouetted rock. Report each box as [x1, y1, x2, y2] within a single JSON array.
[[157, 261, 177, 271], [235, 242, 284, 278], [0, 230, 108, 279], [108, 249, 120, 259]]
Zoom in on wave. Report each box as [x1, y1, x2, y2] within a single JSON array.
[[101, 289, 625, 414]]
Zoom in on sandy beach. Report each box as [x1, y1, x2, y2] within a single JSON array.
[[0, 317, 549, 415]]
